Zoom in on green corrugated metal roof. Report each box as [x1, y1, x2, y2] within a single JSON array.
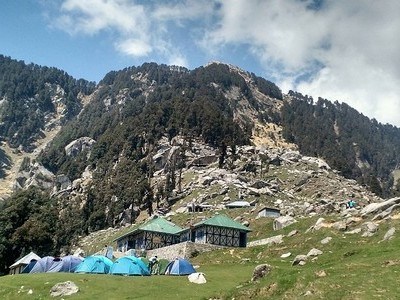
[[139, 217, 183, 234], [115, 217, 183, 241], [193, 214, 252, 232]]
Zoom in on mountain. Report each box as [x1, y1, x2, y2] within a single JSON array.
[[0, 57, 399, 274], [0, 55, 95, 197]]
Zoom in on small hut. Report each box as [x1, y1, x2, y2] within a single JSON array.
[[257, 207, 281, 218]]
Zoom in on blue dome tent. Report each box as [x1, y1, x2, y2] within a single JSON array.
[[74, 255, 113, 274], [110, 256, 149, 276], [47, 255, 83, 273], [164, 258, 196, 275], [29, 256, 55, 273]]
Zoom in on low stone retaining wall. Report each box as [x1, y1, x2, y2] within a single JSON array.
[[146, 241, 223, 260], [247, 234, 284, 247]]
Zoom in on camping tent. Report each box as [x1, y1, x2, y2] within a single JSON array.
[[164, 258, 196, 275], [74, 255, 113, 274], [110, 256, 149, 276], [9, 252, 41, 275], [29, 256, 55, 273], [21, 259, 39, 274], [47, 255, 83, 273]]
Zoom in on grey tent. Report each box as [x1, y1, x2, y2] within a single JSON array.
[[29, 256, 55, 273], [47, 255, 83, 273]]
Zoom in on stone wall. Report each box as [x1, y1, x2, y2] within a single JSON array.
[[146, 241, 223, 260]]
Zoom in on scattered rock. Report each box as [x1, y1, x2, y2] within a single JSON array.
[[361, 197, 400, 217], [372, 204, 400, 221], [247, 235, 283, 247], [315, 270, 327, 277], [308, 217, 326, 231], [273, 216, 297, 230], [292, 255, 308, 266], [251, 264, 272, 281], [287, 230, 299, 237], [332, 220, 347, 231], [320, 237, 332, 244], [303, 290, 313, 296], [50, 281, 79, 297], [381, 227, 395, 241], [345, 228, 362, 235], [307, 248, 323, 257], [280, 252, 291, 258], [65, 137, 96, 157], [382, 259, 400, 267], [361, 221, 378, 237]]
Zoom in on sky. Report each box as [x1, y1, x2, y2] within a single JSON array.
[[1, 0, 400, 126]]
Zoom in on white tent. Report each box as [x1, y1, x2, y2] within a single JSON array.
[[9, 252, 41, 275]]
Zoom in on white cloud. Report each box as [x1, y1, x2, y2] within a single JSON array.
[[116, 38, 152, 57], [47, 0, 400, 125], [204, 0, 400, 125], [51, 0, 208, 64], [58, 0, 147, 35], [153, 0, 213, 23]]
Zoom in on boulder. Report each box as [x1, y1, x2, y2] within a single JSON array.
[[281, 151, 302, 162], [372, 204, 400, 221], [382, 227, 395, 241], [50, 281, 79, 297], [242, 220, 250, 227], [320, 237, 332, 244], [332, 220, 347, 231], [307, 218, 325, 231], [292, 255, 308, 266], [361, 197, 400, 217], [345, 228, 362, 235], [287, 230, 299, 237], [249, 180, 269, 189], [361, 221, 378, 237], [273, 216, 297, 230], [307, 248, 323, 257], [251, 264, 272, 281], [65, 137, 96, 157], [247, 235, 283, 247]]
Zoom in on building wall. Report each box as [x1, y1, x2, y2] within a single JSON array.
[[146, 241, 223, 261], [117, 231, 180, 252], [257, 209, 280, 218], [192, 225, 247, 247]]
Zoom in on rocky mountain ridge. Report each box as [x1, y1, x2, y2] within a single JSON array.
[[0, 60, 387, 226]]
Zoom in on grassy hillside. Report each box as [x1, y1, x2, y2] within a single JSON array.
[[1, 214, 400, 299]]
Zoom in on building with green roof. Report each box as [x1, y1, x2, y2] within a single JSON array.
[[188, 214, 251, 247], [115, 214, 251, 252], [115, 217, 183, 252]]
